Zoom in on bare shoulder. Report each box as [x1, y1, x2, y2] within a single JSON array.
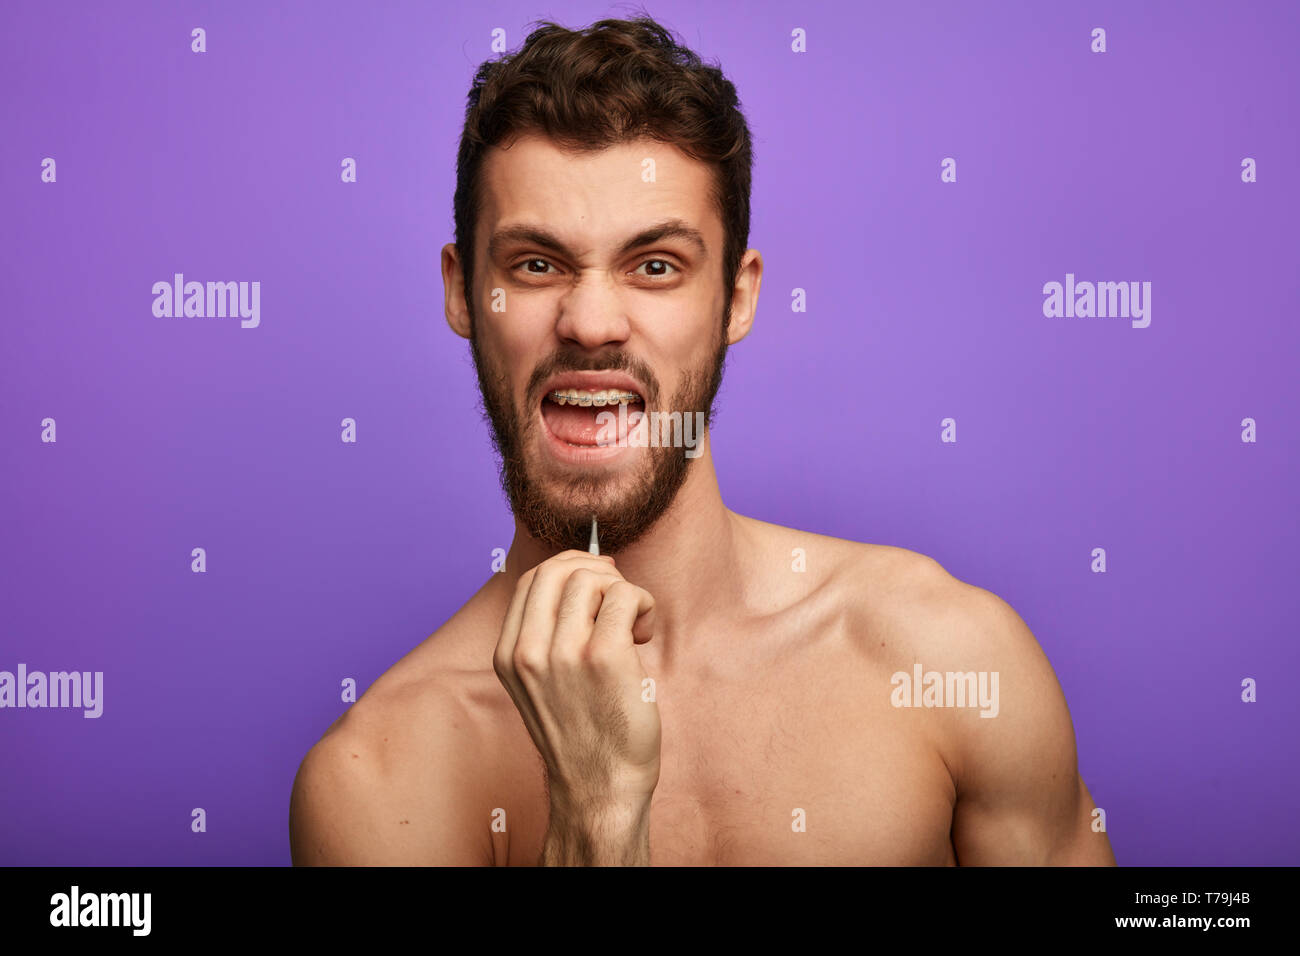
[[826, 535, 1072, 744], [289, 589, 511, 866], [855, 543, 1054, 682], [735, 511, 1048, 657], [734, 513, 963, 626], [797, 534, 1110, 863], [742, 514, 1076, 768], [772, 523, 1052, 681], [730, 513, 927, 612]]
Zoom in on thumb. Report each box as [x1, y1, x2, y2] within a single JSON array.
[[631, 604, 656, 644]]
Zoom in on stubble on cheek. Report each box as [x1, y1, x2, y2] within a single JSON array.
[[467, 300, 728, 554]]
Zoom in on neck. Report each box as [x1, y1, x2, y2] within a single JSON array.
[[502, 431, 745, 654]]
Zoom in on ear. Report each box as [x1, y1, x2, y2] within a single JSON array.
[[725, 249, 762, 345], [442, 242, 472, 339]]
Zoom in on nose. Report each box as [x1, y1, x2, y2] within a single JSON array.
[[553, 272, 632, 350]]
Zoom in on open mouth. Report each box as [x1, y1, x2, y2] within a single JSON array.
[[539, 386, 646, 448]]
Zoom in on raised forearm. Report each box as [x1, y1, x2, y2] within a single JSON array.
[[539, 802, 651, 866]]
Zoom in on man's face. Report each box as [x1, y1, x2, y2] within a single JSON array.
[[466, 133, 732, 554]]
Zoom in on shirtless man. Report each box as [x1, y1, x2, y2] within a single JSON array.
[[289, 17, 1115, 866]]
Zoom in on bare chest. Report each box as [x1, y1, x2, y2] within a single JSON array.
[[493, 667, 957, 866]]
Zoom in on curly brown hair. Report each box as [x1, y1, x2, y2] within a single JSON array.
[[453, 13, 754, 321]]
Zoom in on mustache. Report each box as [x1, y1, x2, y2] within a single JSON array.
[[524, 350, 660, 406]]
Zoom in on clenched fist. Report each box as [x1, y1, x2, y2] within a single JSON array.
[[493, 550, 659, 864]]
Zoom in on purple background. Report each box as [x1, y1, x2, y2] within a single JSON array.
[[2, 0, 1296, 866]]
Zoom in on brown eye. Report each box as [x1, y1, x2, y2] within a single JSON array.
[[635, 259, 676, 278], [522, 259, 553, 274]]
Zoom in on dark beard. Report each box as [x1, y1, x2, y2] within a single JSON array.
[[469, 309, 729, 555]]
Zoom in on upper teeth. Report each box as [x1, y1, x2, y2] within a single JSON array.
[[548, 389, 641, 407]]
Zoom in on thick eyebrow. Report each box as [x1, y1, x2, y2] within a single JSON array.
[[487, 218, 707, 263]]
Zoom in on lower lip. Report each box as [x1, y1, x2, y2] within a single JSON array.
[[537, 400, 644, 464]]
